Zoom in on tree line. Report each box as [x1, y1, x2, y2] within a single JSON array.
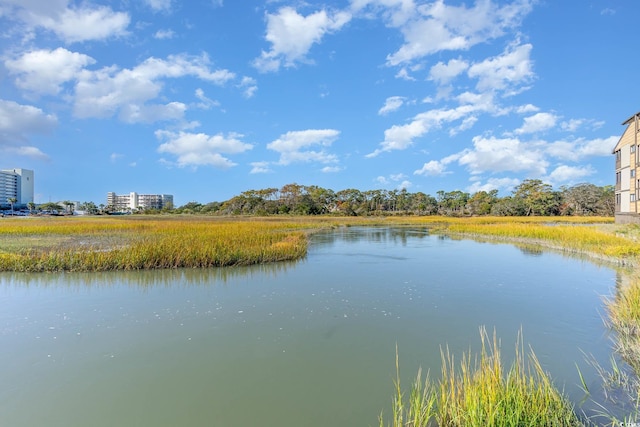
[[168, 180, 614, 217], [5, 180, 612, 218]]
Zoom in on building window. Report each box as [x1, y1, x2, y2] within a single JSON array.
[[616, 150, 622, 161], [632, 194, 636, 202], [617, 194, 621, 205], [633, 170, 637, 178], [633, 145, 637, 153], [617, 172, 622, 183]]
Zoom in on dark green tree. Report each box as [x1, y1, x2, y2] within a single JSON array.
[[467, 190, 499, 216], [410, 192, 438, 215], [512, 179, 559, 216], [597, 185, 615, 216], [437, 190, 469, 216], [335, 189, 365, 216], [560, 183, 602, 216]]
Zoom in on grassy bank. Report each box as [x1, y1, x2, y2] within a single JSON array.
[[0, 216, 320, 272], [384, 216, 640, 265]]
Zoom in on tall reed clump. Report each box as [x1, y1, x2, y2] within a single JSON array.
[[0, 217, 314, 272], [575, 275, 640, 425], [608, 276, 640, 326], [380, 328, 582, 427], [379, 345, 437, 427], [604, 276, 640, 379]]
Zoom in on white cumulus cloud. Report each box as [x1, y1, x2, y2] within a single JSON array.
[[414, 160, 448, 176], [378, 96, 406, 115], [238, 76, 258, 98], [250, 161, 273, 174], [515, 112, 558, 134], [368, 103, 485, 157], [468, 42, 535, 95], [5, 47, 95, 95], [467, 177, 521, 194], [156, 130, 253, 168], [515, 104, 539, 114], [547, 165, 595, 184], [561, 118, 585, 132], [458, 135, 548, 176], [322, 166, 342, 173], [267, 129, 340, 165], [6, 146, 49, 160], [73, 54, 235, 123], [154, 29, 175, 39], [254, 6, 351, 72], [546, 136, 618, 160], [145, 0, 172, 12], [381, 0, 534, 66], [428, 58, 469, 85], [194, 88, 220, 110], [23, 4, 130, 43], [0, 99, 57, 143]]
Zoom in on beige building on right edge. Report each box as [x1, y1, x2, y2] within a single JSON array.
[[613, 112, 640, 223]]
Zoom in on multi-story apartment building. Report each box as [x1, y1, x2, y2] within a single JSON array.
[[0, 168, 34, 207], [613, 112, 640, 223], [107, 192, 174, 211]]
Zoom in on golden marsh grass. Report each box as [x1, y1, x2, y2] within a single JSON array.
[[388, 216, 638, 263], [0, 216, 321, 272]]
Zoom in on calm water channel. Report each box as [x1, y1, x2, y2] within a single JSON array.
[[0, 227, 621, 426]]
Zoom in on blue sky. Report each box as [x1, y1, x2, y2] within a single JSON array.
[[0, 0, 636, 206]]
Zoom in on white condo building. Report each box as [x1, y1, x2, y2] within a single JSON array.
[[0, 168, 34, 206], [107, 192, 173, 211]]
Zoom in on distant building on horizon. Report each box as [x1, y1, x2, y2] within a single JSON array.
[[614, 112, 640, 223], [0, 168, 34, 207], [107, 192, 174, 211]]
